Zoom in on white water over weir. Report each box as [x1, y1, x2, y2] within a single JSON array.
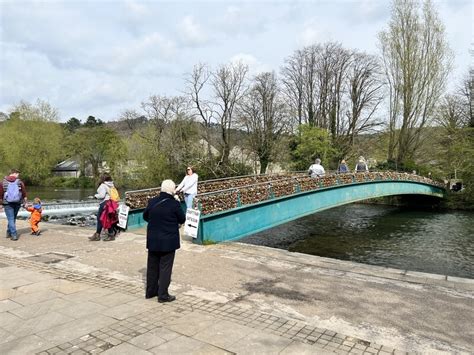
[[0, 201, 100, 219]]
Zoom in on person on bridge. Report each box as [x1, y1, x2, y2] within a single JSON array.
[[354, 156, 369, 173], [143, 179, 186, 303], [337, 160, 349, 173], [26, 197, 43, 236], [0, 169, 27, 241], [176, 166, 198, 210], [308, 158, 325, 178]]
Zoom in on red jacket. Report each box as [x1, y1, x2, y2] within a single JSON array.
[[100, 200, 119, 229], [0, 175, 27, 204]]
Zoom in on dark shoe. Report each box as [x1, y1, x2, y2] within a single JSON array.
[[11, 235, 18, 241], [158, 295, 176, 303], [34, 231, 41, 236], [103, 234, 115, 241], [89, 233, 100, 241], [145, 294, 157, 299]]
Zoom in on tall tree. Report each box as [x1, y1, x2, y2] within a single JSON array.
[[238, 72, 289, 173], [212, 62, 249, 166], [379, 0, 452, 165]]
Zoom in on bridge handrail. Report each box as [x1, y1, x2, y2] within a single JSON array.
[[193, 172, 445, 215]]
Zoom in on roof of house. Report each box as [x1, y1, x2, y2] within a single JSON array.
[[53, 159, 80, 171]]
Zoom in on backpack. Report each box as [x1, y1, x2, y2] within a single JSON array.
[[4, 179, 22, 203], [108, 186, 120, 202]]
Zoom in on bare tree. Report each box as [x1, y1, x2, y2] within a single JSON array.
[[281, 49, 305, 127], [339, 52, 384, 156], [238, 72, 289, 173], [379, 0, 452, 164], [459, 69, 474, 127], [211, 62, 249, 166], [119, 109, 143, 131], [186, 63, 215, 160]]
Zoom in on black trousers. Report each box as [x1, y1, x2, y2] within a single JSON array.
[[146, 250, 175, 299]]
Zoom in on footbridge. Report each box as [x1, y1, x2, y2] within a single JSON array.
[[125, 172, 445, 244]]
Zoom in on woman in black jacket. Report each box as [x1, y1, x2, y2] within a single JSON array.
[[143, 179, 186, 302]]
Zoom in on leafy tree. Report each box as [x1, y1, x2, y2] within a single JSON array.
[[0, 100, 64, 183], [379, 0, 452, 165], [83, 116, 104, 127], [290, 125, 338, 171], [65, 117, 81, 132], [66, 126, 127, 180]]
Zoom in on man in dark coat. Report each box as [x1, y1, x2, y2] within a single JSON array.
[[143, 179, 185, 303]]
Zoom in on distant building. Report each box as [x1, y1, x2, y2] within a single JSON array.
[[52, 158, 94, 177]]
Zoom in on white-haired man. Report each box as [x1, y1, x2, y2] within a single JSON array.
[[143, 179, 186, 303], [308, 158, 325, 178]]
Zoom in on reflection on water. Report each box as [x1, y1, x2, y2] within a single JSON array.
[[241, 204, 474, 279], [27, 187, 96, 202]]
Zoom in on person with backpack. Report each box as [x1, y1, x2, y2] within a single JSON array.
[[89, 173, 120, 241], [0, 169, 27, 241], [354, 156, 369, 173], [308, 158, 325, 178]]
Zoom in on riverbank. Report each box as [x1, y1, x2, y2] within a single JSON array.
[[0, 220, 472, 354]]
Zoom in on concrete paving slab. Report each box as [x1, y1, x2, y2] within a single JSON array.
[[280, 340, 332, 354], [56, 300, 109, 319], [149, 335, 208, 354], [226, 329, 293, 354], [190, 343, 234, 354], [0, 289, 25, 302], [60, 286, 115, 303], [9, 289, 63, 306], [0, 310, 22, 329], [127, 328, 170, 350], [102, 342, 153, 354], [89, 291, 137, 307], [193, 319, 254, 348], [101, 302, 153, 320], [0, 278, 34, 289], [36, 314, 117, 343], [9, 310, 75, 338], [9, 298, 74, 319], [165, 311, 219, 336], [0, 299, 22, 313], [0, 334, 54, 354]]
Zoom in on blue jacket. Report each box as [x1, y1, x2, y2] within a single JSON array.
[[143, 192, 186, 252]]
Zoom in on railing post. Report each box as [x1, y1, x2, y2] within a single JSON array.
[[236, 189, 241, 207], [269, 183, 274, 200]]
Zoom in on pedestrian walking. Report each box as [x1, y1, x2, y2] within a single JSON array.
[[308, 158, 325, 178], [354, 156, 369, 173], [144, 179, 185, 303], [89, 173, 120, 241], [26, 197, 42, 236], [337, 159, 349, 173], [176, 166, 198, 210], [0, 169, 27, 241]]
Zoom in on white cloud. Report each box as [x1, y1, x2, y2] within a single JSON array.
[[178, 15, 207, 46], [298, 21, 332, 47], [229, 53, 270, 75]]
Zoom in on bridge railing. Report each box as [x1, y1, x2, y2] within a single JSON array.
[[124, 172, 307, 210], [193, 172, 445, 216]]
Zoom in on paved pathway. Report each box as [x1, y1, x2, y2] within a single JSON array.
[[0, 251, 401, 354], [0, 219, 472, 354]]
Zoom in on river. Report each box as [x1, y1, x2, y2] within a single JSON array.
[[241, 204, 474, 279], [27, 187, 474, 279]]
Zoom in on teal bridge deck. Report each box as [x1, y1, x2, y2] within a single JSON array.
[[125, 172, 445, 244]]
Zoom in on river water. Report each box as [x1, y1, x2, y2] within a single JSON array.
[[241, 204, 474, 279], [26, 188, 474, 279]]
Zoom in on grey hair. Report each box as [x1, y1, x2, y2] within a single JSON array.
[[161, 179, 176, 195], [315, 158, 321, 164]]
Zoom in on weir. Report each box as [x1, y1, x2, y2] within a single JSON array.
[[0, 201, 99, 219]]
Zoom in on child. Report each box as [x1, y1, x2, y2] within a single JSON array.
[[26, 197, 43, 236]]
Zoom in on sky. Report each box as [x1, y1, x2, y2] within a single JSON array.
[[0, 0, 472, 122]]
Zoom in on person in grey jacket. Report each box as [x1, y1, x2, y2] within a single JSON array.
[[89, 173, 117, 241]]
